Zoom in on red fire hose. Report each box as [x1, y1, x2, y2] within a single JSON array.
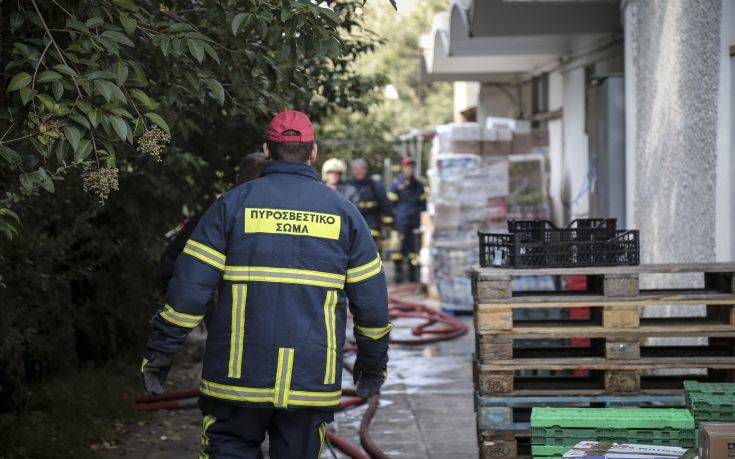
[[134, 284, 467, 459]]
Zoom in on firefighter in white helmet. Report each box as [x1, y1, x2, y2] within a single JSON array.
[[322, 158, 357, 204]]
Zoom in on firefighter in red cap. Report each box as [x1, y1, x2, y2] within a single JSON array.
[[142, 111, 392, 458], [387, 157, 427, 283]]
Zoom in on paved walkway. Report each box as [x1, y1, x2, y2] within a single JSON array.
[[102, 290, 478, 458]]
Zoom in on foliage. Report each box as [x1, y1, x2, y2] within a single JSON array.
[[0, 0, 383, 416], [0, 361, 140, 459], [317, 0, 453, 174], [1, 0, 381, 230]]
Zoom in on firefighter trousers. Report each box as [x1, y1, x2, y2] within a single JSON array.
[[199, 399, 333, 458]]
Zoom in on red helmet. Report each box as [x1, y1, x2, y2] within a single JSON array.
[[401, 157, 415, 166]]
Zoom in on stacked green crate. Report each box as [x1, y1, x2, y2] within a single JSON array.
[[530, 407, 696, 457], [684, 380, 735, 423]]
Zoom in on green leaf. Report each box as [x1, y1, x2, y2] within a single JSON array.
[[53, 64, 78, 78], [37, 168, 55, 193], [281, 8, 294, 22], [0, 208, 19, 223], [74, 139, 93, 163], [94, 79, 125, 103], [88, 109, 102, 128], [205, 78, 225, 105], [69, 113, 91, 129], [119, 12, 137, 35], [36, 94, 55, 110], [66, 18, 90, 34], [63, 125, 81, 151], [19, 87, 36, 105], [109, 115, 129, 141], [144, 112, 170, 135], [51, 80, 64, 100], [20, 172, 37, 191], [37, 70, 62, 83], [7, 72, 31, 92], [187, 39, 205, 63], [112, 0, 139, 12], [319, 7, 340, 25], [160, 35, 171, 57], [86, 17, 104, 28], [101, 30, 134, 47], [0, 146, 21, 164], [231, 12, 247, 35], [113, 61, 129, 86], [203, 43, 220, 65]]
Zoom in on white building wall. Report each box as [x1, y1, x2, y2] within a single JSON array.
[[625, 0, 721, 265], [453, 81, 480, 122], [562, 67, 589, 221], [715, 0, 735, 262], [548, 71, 565, 225]]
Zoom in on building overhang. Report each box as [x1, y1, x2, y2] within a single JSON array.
[[419, 0, 622, 83]]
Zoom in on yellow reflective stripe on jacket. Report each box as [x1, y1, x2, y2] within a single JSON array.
[[223, 266, 345, 289], [370, 229, 380, 237], [391, 252, 404, 260], [140, 357, 148, 373], [387, 191, 398, 202], [200, 379, 341, 408], [382, 215, 394, 224], [200, 379, 274, 403], [318, 423, 327, 457], [358, 200, 377, 209], [228, 284, 247, 378], [356, 323, 393, 340], [346, 255, 383, 283], [273, 348, 294, 408], [288, 389, 342, 407], [160, 304, 204, 328], [323, 291, 338, 385], [183, 240, 226, 270]]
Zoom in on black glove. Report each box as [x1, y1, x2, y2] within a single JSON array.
[[353, 360, 387, 398], [140, 349, 174, 395]]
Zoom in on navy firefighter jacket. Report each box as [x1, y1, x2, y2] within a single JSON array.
[[347, 178, 394, 238], [147, 161, 392, 411], [388, 176, 427, 229]]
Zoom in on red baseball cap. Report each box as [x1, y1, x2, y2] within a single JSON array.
[[267, 111, 315, 143], [401, 157, 416, 166]]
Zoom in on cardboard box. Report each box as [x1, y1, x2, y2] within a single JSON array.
[[700, 422, 735, 459], [563, 441, 694, 459]]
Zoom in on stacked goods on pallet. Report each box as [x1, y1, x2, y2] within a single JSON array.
[[684, 380, 735, 423], [530, 407, 696, 457], [425, 120, 549, 312], [471, 262, 735, 459], [562, 441, 692, 458]]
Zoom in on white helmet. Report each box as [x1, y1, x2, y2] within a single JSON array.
[[321, 158, 347, 181]]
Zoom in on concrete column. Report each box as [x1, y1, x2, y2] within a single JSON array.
[[562, 67, 589, 221]]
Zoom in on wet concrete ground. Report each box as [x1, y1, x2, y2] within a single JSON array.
[[101, 289, 478, 458]]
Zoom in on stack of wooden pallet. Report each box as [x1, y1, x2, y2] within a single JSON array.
[[471, 263, 735, 458]]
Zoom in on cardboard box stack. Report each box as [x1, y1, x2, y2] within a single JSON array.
[[424, 119, 549, 312]]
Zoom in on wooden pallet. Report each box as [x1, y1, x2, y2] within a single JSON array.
[[477, 333, 735, 361], [472, 263, 735, 396], [479, 429, 530, 459]]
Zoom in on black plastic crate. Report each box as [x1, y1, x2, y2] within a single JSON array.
[[508, 218, 618, 243], [479, 229, 640, 268]]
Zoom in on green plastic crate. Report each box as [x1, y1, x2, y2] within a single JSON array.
[[684, 380, 735, 402], [531, 427, 696, 447], [531, 407, 695, 429], [688, 393, 735, 421], [531, 444, 572, 457]]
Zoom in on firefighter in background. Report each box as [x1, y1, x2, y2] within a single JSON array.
[[321, 157, 358, 204], [347, 158, 393, 241], [141, 111, 391, 458], [388, 157, 427, 283]]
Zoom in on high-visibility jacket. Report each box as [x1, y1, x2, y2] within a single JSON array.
[[388, 176, 427, 229], [147, 161, 392, 411], [346, 178, 394, 238]]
